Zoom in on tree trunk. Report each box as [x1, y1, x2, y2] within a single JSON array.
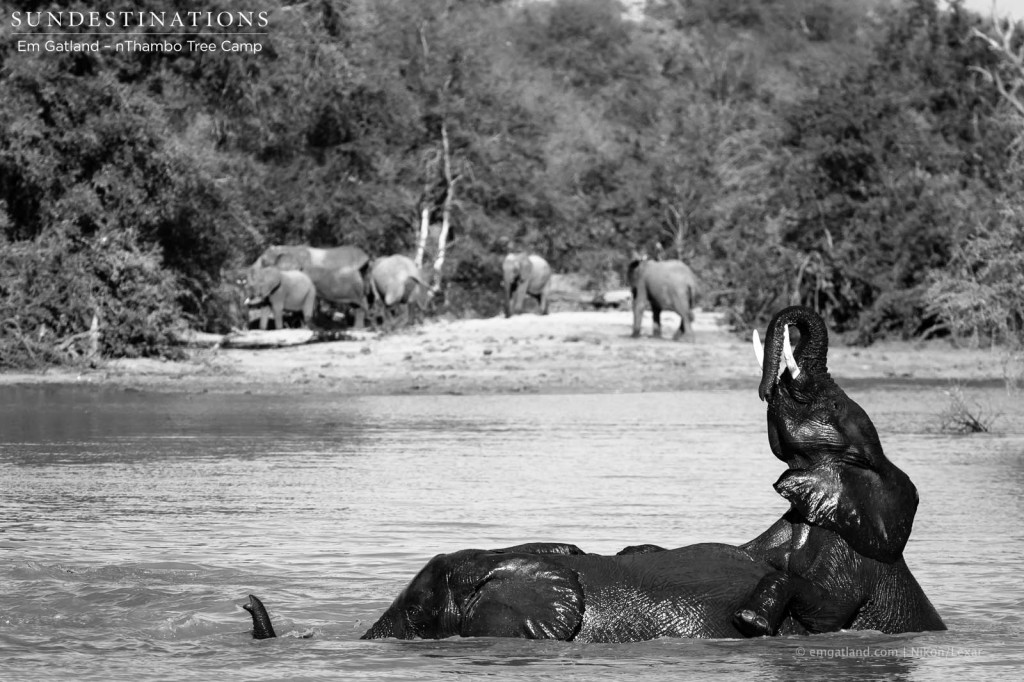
[[431, 122, 459, 296]]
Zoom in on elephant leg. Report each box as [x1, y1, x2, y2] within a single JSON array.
[[272, 300, 285, 330], [651, 304, 663, 338], [354, 299, 368, 330], [539, 285, 550, 315], [514, 282, 527, 315], [259, 307, 270, 331], [733, 570, 798, 637], [673, 306, 689, 341], [302, 294, 317, 330], [504, 285, 514, 318], [734, 570, 833, 637], [631, 291, 645, 338]]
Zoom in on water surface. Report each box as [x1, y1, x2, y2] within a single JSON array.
[[2, 385, 1022, 680]]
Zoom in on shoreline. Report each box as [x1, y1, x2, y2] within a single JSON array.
[[0, 310, 1017, 396]]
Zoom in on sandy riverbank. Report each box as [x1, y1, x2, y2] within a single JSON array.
[[0, 310, 1017, 395]]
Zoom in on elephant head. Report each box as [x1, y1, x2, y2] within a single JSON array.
[[243, 266, 282, 306], [753, 306, 918, 563], [360, 549, 584, 640]]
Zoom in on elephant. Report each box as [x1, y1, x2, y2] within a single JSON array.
[[249, 245, 372, 328], [627, 254, 699, 340], [241, 311, 945, 643], [243, 266, 316, 331], [369, 254, 430, 329], [502, 253, 552, 318], [242, 542, 797, 642], [731, 305, 946, 636]]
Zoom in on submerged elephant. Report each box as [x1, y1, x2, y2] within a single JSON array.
[[250, 245, 371, 327], [627, 254, 699, 340], [369, 254, 429, 329], [502, 253, 552, 318], [244, 542, 792, 641], [243, 266, 317, 331], [734, 306, 945, 635]]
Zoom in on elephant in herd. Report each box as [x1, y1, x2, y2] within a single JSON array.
[[236, 244, 703, 338], [369, 254, 430, 329], [238, 246, 435, 332], [628, 253, 700, 341], [243, 306, 945, 643], [502, 252, 552, 318], [242, 267, 316, 331], [239, 245, 371, 330]]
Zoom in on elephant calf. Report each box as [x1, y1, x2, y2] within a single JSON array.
[[244, 266, 317, 331], [502, 252, 552, 317]]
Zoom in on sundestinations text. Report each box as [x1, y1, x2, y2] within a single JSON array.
[[10, 11, 269, 30]]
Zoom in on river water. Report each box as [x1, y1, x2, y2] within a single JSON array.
[[1, 383, 1022, 680]]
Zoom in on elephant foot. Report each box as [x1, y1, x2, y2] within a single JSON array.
[[630, 330, 641, 338], [652, 330, 662, 339], [733, 609, 773, 638]]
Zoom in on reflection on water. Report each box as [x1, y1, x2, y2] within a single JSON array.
[[1, 385, 1022, 680]]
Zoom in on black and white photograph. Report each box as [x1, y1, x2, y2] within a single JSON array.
[[2, 0, 1023, 679]]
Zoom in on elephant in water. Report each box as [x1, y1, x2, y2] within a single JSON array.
[[369, 254, 429, 329], [249, 245, 371, 328], [243, 266, 316, 331], [734, 305, 946, 636], [627, 254, 699, 340], [242, 312, 944, 642], [502, 253, 552, 318]]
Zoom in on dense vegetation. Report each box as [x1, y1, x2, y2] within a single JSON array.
[[1, 0, 1022, 367]]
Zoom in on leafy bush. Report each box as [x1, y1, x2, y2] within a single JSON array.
[[925, 207, 1024, 345], [0, 234, 185, 368]]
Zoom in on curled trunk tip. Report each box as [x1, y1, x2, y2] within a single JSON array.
[[757, 306, 829, 401]]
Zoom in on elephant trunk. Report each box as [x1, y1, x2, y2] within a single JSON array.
[[758, 306, 829, 401]]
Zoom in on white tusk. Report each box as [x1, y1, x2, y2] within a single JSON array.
[[783, 325, 801, 379], [752, 329, 764, 370]]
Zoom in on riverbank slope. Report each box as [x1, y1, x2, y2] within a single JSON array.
[[0, 310, 1017, 395]]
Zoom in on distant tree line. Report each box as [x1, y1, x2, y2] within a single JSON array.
[[1, 0, 1021, 367]]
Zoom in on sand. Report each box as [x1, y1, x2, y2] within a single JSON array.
[[1, 309, 1017, 396]]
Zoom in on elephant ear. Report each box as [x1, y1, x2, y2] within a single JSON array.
[[459, 556, 584, 640], [775, 460, 918, 563]]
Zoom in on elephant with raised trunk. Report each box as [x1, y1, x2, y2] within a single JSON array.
[[243, 306, 945, 643], [502, 253, 552, 318], [249, 245, 371, 328], [627, 254, 699, 340], [369, 254, 429, 330], [734, 305, 945, 636]]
